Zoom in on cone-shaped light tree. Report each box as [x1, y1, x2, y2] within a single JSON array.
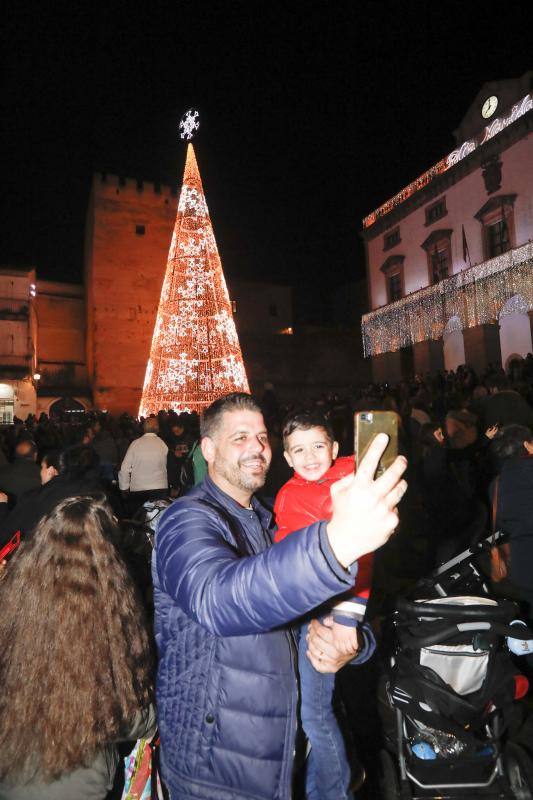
[[139, 144, 249, 416]]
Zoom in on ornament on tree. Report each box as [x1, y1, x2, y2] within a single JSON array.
[[139, 140, 249, 416]]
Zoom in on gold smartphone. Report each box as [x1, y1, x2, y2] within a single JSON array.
[[354, 410, 399, 478]]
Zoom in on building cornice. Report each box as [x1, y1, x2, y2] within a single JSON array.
[[361, 108, 533, 242], [474, 193, 517, 221], [380, 254, 405, 273], [421, 229, 453, 251]]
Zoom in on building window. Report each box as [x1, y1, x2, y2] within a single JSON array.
[[486, 218, 510, 257], [380, 255, 405, 303], [421, 229, 452, 285], [231, 300, 237, 313], [388, 272, 403, 301], [425, 197, 447, 226], [430, 247, 449, 283], [135, 224, 146, 236], [474, 194, 516, 261], [0, 398, 14, 424], [383, 227, 401, 251]]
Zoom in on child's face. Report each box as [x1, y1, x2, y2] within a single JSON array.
[[284, 426, 338, 481]]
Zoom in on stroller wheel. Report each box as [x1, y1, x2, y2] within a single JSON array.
[[378, 749, 409, 800], [505, 742, 533, 800]]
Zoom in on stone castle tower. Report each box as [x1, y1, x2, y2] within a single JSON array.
[[84, 175, 176, 414]]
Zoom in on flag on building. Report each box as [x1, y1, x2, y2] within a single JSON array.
[[462, 224, 471, 267], [139, 144, 249, 416]]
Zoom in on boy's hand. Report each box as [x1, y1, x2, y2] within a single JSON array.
[[330, 621, 360, 656]]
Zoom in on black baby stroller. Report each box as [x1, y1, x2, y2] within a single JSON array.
[[379, 533, 533, 799]]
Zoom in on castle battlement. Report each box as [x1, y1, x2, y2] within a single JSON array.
[[94, 173, 178, 199]]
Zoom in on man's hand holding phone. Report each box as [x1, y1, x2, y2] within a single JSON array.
[[326, 433, 407, 569]]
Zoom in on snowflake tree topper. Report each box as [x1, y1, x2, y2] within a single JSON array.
[[179, 108, 200, 141]]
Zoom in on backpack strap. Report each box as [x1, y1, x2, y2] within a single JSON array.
[[193, 497, 253, 557]]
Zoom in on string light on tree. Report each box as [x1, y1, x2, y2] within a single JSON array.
[[139, 114, 249, 415]]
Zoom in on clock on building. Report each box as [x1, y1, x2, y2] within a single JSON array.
[[481, 95, 498, 119]]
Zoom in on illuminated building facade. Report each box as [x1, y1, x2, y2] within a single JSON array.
[[362, 71, 533, 383], [0, 269, 90, 421]]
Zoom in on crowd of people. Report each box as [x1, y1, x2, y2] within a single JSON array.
[[0, 356, 531, 800]]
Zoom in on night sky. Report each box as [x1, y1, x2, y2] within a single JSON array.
[[2, 2, 531, 319]]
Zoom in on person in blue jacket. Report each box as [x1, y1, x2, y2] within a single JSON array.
[[153, 393, 407, 800]]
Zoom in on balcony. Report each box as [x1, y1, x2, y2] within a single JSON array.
[[361, 241, 533, 357], [0, 302, 29, 321], [38, 363, 90, 395], [0, 354, 32, 380]]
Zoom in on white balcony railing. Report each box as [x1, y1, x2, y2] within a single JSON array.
[[361, 241, 533, 357]]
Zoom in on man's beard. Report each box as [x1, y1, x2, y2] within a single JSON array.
[[214, 453, 270, 494]]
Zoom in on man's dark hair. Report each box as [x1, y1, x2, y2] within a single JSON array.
[[58, 444, 100, 478], [200, 393, 262, 439], [486, 374, 508, 391], [282, 410, 335, 450], [490, 424, 533, 470], [41, 449, 62, 472]]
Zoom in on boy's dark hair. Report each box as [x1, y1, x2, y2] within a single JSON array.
[[282, 410, 335, 450], [200, 393, 262, 439]]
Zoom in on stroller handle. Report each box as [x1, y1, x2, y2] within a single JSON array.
[[402, 620, 533, 649], [396, 596, 518, 621]]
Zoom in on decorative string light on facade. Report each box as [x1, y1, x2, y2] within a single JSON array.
[[363, 93, 533, 229], [139, 130, 249, 416], [361, 242, 533, 357]]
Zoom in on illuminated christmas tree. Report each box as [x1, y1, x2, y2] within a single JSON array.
[[139, 142, 249, 416]]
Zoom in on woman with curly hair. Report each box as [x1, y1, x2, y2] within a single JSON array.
[[0, 495, 155, 800]]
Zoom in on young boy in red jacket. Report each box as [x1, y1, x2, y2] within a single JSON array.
[[274, 411, 374, 800]]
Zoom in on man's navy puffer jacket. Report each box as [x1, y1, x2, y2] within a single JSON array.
[[153, 475, 357, 800]]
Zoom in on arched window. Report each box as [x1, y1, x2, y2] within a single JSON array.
[[443, 315, 465, 372], [498, 294, 532, 366], [49, 397, 86, 419]]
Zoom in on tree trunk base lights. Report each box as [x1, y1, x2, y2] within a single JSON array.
[[139, 144, 249, 416]]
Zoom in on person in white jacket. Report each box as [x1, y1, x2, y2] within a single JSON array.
[[118, 417, 168, 515]]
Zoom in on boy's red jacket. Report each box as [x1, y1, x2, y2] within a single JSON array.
[[274, 455, 373, 626]]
